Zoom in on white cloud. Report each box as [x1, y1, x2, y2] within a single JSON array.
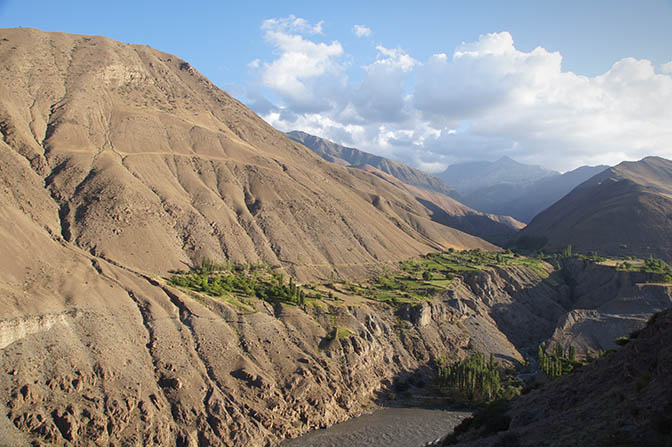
[[248, 27, 672, 173], [255, 16, 346, 113], [261, 14, 323, 35], [351, 46, 418, 123], [353, 24, 371, 38], [247, 58, 260, 68], [662, 61, 672, 74], [413, 33, 672, 170]]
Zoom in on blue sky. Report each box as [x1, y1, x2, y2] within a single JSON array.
[[1, 0, 672, 171]]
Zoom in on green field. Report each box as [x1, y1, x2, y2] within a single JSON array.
[[168, 250, 551, 308], [342, 249, 549, 305]]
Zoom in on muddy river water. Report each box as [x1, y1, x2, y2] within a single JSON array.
[[280, 407, 471, 447]]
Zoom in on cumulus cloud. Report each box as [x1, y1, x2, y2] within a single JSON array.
[[352, 24, 371, 37], [248, 25, 672, 172], [414, 33, 672, 169], [351, 46, 418, 123], [257, 16, 346, 113]]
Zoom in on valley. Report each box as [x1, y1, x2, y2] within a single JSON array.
[[0, 26, 671, 447]]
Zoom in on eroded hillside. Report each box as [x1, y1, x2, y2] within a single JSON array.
[[447, 307, 672, 447], [0, 27, 493, 282]]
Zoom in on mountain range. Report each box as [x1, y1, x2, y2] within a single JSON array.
[[286, 130, 523, 245], [439, 158, 608, 223], [288, 132, 609, 225]]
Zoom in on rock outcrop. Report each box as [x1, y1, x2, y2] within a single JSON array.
[[546, 258, 672, 352]]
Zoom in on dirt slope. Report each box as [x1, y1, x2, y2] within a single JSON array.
[[0, 27, 494, 282], [516, 156, 672, 261]]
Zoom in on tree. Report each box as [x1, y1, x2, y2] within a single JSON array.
[[563, 245, 573, 257]]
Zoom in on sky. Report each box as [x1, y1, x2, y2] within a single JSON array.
[[1, 0, 672, 172]]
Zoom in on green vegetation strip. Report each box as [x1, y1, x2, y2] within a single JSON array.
[[435, 352, 522, 404], [168, 258, 324, 306], [169, 250, 550, 309], [346, 249, 548, 305]]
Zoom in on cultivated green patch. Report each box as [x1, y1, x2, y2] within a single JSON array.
[[168, 258, 325, 306], [169, 250, 550, 309], [339, 249, 549, 305], [528, 245, 672, 283], [612, 257, 672, 282]]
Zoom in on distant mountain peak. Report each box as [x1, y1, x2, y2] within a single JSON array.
[[438, 156, 559, 195], [496, 155, 517, 163]]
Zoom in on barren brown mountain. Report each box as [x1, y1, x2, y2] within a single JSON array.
[[0, 27, 500, 278], [516, 156, 672, 261], [0, 27, 501, 446]]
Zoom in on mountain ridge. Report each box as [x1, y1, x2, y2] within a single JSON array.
[[286, 130, 524, 244], [287, 130, 456, 196], [516, 156, 672, 261]]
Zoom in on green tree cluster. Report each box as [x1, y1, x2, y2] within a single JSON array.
[[169, 263, 310, 306], [537, 343, 579, 378], [436, 353, 504, 402], [642, 257, 672, 281]]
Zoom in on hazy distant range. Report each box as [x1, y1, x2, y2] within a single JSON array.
[[287, 131, 607, 223]]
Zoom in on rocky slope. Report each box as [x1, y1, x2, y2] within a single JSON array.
[[448, 307, 672, 447], [286, 131, 524, 245], [0, 220, 668, 446], [545, 258, 671, 352], [0, 244, 551, 446], [0, 27, 494, 283], [516, 156, 672, 261]]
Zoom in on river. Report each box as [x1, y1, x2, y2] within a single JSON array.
[[280, 407, 471, 447]]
